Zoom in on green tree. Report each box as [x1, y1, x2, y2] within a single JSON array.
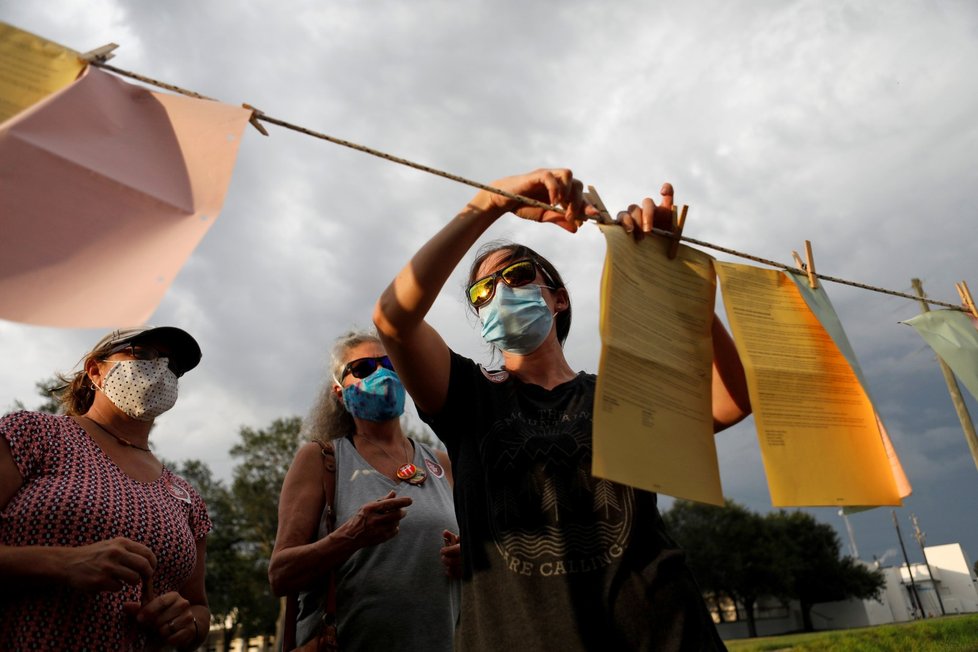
[[33, 378, 63, 414], [665, 502, 885, 636], [172, 459, 245, 652], [175, 416, 304, 650], [767, 510, 885, 631], [230, 417, 303, 553], [227, 416, 304, 640], [7, 376, 63, 415], [665, 499, 783, 637]]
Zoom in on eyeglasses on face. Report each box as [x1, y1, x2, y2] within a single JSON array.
[[103, 343, 183, 377], [341, 355, 394, 381], [467, 259, 553, 309]]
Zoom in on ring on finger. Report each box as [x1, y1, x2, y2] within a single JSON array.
[[168, 619, 176, 634]]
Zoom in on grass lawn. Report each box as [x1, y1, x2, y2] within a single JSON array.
[[725, 613, 978, 651]]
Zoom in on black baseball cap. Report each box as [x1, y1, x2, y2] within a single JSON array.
[[91, 326, 202, 375]]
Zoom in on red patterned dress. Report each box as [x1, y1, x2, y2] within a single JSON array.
[[0, 411, 212, 651]]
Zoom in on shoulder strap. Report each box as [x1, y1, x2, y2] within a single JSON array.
[[283, 440, 339, 651], [314, 440, 339, 625], [315, 440, 337, 532]]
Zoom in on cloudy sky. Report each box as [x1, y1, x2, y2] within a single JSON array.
[[3, 1, 977, 569]]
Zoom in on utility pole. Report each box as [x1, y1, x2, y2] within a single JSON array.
[[893, 510, 924, 618], [911, 279, 978, 471], [838, 509, 859, 559], [911, 513, 946, 616]]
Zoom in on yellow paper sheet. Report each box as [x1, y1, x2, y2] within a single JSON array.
[[0, 22, 84, 125], [594, 226, 722, 505], [715, 261, 901, 507]]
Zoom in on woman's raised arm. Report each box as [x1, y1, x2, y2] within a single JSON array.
[[373, 169, 590, 415]]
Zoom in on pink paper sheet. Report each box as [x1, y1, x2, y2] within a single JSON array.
[[0, 66, 250, 327]]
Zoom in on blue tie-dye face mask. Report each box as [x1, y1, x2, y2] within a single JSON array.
[[341, 367, 406, 421], [479, 283, 554, 355]]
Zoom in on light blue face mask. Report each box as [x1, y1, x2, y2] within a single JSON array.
[[341, 367, 406, 421], [479, 283, 555, 355]]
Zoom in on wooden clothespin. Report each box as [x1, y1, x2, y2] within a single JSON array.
[[242, 103, 269, 136], [583, 186, 615, 225], [79, 43, 119, 63], [790, 240, 818, 289], [666, 204, 688, 259], [955, 281, 978, 320], [791, 250, 806, 272]]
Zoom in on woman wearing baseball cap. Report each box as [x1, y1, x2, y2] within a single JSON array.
[[0, 326, 211, 651]]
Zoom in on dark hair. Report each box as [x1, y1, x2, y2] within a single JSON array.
[[55, 340, 127, 416], [468, 241, 572, 346]]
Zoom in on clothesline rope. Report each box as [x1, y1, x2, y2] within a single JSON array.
[[92, 61, 968, 313]]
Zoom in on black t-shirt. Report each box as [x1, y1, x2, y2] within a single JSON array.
[[420, 352, 726, 652]]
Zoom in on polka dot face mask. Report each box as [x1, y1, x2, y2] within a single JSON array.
[[96, 358, 179, 421]]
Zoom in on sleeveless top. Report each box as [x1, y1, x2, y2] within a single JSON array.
[[296, 436, 460, 651], [0, 411, 211, 651]]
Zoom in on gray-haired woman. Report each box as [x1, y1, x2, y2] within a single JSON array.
[[269, 330, 460, 651]]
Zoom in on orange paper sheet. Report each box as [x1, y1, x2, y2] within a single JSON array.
[[0, 65, 250, 327], [715, 261, 901, 507], [785, 271, 911, 504]]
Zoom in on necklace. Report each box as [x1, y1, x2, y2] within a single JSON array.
[[356, 432, 426, 485], [83, 417, 152, 452]]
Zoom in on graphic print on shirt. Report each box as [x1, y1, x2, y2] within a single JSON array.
[[480, 407, 634, 577]]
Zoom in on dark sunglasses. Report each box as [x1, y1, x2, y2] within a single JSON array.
[[467, 259, 553, 309], [103, 343, 184, 377], [341, 355, 394, 381]]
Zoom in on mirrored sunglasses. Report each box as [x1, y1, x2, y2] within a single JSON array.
[[467, 259, 542, 309], [341, 355, 394, 381]]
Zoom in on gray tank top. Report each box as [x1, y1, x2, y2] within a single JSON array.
[[296, 437, 460, 650]]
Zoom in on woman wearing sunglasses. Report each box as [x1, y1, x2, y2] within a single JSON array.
[[269, 330, 460, 651], [374, 169, 752, 651], [0, 327, 211, 651]]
